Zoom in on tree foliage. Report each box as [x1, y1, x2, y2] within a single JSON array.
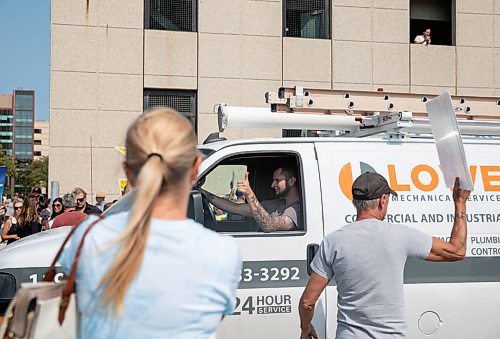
[[0, 146, 17, 178], [25, 156, 49, 189]]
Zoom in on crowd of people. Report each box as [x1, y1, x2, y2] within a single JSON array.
[[0, 187, 106, 247]]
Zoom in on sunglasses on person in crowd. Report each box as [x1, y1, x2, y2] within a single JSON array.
[[76, 198, 85, 203], [54, 203, 62, 208], [14, 206, 22, 210]]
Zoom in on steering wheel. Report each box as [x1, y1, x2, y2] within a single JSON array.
[[201, 194, 217, 231]]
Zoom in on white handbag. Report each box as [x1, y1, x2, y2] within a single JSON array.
[[0, 217, 102, 339]]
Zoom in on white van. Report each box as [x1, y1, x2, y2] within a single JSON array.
[[1, 135, 499, 338]]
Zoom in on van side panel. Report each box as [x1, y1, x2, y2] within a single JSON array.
[[210, 143, 327, 339], [316, 140, 500, 338]]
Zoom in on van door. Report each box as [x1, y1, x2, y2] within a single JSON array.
[[316, 139, 500, 338], [197, 142, 325, 339]]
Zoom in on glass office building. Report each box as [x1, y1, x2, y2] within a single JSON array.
[[13, 90, 34, 162]]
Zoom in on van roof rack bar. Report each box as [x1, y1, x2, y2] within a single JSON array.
[[217, 103, 500, 137], [266, 86, 500, 122], [217, 104, 416, 137]]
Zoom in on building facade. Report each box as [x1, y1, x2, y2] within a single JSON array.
[[50, 0, 500, 201], [13, 90, 35, 163], [0, 89, 35, 193], [34, 120, 50, 160], [0, 90, 35, 160], [0, 94, 14, 157]]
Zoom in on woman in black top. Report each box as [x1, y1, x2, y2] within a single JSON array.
[[16, 196, 42, 238], [1, 199, 23, 244]]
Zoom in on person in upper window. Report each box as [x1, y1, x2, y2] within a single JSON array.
[[200, 166, 302, 232], [414, 28, 431, 45]]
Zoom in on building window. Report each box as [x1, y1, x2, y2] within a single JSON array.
[[34, 140, 42, 145], [14, 143, 32, 160], [14, 91, 34, 111], [144, 89, 197, 131], [14, 127, 33, 141], [14, 111, 33, 126], [410, 0, 454, 46], [34, 129, 42, 134], [34, 151, 42, 156], [284, 0, 330, 39], [145, 0, 197, 32]]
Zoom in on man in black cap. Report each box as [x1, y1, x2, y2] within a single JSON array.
[[299, 172, 470, 339]]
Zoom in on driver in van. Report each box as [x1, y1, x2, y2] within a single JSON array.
[[200, 166, 302, 232]]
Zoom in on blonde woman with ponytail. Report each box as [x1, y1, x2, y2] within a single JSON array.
[[59, 108, 242, 338]]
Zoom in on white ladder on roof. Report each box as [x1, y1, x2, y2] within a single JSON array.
[[266, 86, 500, 137], [216, 86, 500, 137]]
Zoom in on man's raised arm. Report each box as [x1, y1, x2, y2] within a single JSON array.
[[238, 173, 295, 232], [426, 177, 471, 262]]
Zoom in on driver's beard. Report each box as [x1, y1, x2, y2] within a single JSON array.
[[276, 183, 290, 198]]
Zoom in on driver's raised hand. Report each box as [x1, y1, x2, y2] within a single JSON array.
[[237, 172, 254, 199]]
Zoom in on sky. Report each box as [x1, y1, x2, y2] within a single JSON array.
[[0, 0, 50, 120]]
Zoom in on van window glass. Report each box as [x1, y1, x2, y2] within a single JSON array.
[[198, 154, 305, 235]]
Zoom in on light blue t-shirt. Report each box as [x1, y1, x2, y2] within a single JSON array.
[[311, 219, 432, 339], [60, 212, 241, 339]]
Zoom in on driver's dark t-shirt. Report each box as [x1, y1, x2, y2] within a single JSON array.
[[261, 199, 302, 230]]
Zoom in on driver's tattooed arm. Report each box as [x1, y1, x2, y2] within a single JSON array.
[[246, 194, 294, 232]]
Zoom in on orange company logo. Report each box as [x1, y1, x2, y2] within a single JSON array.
[[338, 162, 500, 200]]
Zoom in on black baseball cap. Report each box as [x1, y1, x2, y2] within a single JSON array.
[[31, 187, 42, 195], [352, 172, 398, 200]]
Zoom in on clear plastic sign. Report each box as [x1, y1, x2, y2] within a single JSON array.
[[426, 92, 474, 191]]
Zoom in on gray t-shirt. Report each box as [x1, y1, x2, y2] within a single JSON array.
[[261, 199, 302, 230], [311, 219, 432, 339]]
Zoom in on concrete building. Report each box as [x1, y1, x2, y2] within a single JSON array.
[[34, 120, 50, 160], [50, 0, 500, 202]]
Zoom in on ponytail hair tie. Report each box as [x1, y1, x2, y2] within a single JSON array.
[[147, 153, 163, 162]]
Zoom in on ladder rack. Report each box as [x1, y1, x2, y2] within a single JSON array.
[[266, 86, 500, 121], [259, 86, 500, 137]]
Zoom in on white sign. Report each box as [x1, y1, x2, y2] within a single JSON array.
[[426, 92, 474, 191]]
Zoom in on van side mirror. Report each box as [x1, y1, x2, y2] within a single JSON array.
[[0, 272, 16, 315], [306, 243, 320, 276], [188, 190, 204, 224]]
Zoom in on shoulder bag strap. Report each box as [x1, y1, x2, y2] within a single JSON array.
[[43, 221, 86, 282], [59, 215, 104, 324], [43, 215, 102, 282]]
